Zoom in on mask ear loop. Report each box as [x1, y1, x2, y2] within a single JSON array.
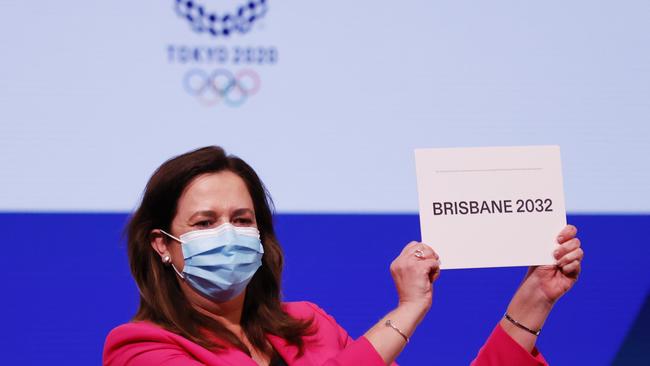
[[159, 229, 186, 280]]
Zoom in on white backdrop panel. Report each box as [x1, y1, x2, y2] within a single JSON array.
[[0, 1, 648, 212]]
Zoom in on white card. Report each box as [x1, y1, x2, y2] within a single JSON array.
[[414, 146, 567, 269]]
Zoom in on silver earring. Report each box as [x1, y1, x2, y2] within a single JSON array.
[[162, 254, 171, 264]]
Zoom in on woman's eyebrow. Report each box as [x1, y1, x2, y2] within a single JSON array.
[[232, 208, 254, 216], [187, 210, 217, 221]]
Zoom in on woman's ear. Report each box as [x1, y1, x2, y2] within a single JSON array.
[[150, 229, 169, 258]]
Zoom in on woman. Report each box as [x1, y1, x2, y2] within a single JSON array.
[[103, 146, 584, 365]]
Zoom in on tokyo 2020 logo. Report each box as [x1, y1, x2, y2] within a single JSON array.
[[167, 0, 276, 108], [174, 0, 267, 37]]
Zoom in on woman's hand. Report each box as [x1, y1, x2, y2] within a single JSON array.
[[364, 241, 441, 364], [521, 224, 584, 305], [390, 241, 441, 311], [501, 224, 584, 352]]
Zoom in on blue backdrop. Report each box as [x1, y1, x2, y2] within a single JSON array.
[[1, 213, 647, 365]]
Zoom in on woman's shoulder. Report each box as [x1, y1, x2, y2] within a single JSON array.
[[105, 321, 176, 343], [103, 321, 185, 355], [103, 321, 209, 366]]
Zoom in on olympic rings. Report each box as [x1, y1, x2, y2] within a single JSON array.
[[183, 68, 261, 107], [174, 0, 268, 37]]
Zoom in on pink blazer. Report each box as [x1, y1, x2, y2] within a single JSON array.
[[103, 301, 547, 365]]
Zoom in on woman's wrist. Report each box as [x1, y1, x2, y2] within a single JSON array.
[[386, 301, 430, 339], [363, 301, 431, 363], [500, 281, 554, 352], [396, 300, 431, 321], [511, 277, 555, 315], [508, 286, 554, 329]]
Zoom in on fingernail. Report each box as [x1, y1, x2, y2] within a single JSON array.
[[557, 235, 564, 243], [553, 250, 560, 258]]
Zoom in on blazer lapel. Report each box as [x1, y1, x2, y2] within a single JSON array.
[[267, 334, 315, 366]]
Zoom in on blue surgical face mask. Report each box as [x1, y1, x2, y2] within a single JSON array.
[[160, 223, 264, 303]]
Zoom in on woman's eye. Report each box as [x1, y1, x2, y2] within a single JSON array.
[[233, 218, 253, 225], [194, 220, 212, 228]]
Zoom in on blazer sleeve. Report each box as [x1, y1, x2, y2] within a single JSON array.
[[302, 302, 398, 366], [103, 323, 206, 366], [470, 323, 548, 366]]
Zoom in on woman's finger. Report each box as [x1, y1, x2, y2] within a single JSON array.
[[411, 244, 438, 260], [561, 261, 581, 276], [431, 269, 441, 282], [419, 258, 441, 282], [557, 225, 578, 243], [409, 254, 440, 274], [557, 247, 584, 267], [401, 241, 422, 255], [392, 243, 436, 273], [429, 248, 439, 260], [554, 238, 581, 261], [429, 266, 441, 282], [420, 244, 439, 260]]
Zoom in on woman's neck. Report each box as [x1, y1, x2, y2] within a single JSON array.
[[193, 292, 246, 331], [188, 291, 272, 365], [178, 281, 246, 326]]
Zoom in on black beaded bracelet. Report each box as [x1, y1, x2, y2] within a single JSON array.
[[504, 313, 541, 336]]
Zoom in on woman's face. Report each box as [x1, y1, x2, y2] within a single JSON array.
[[151, 170, 258, 307], [167, 170, 258, 271]]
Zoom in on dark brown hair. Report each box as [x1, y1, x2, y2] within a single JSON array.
[[127, 146, 313, 356]]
